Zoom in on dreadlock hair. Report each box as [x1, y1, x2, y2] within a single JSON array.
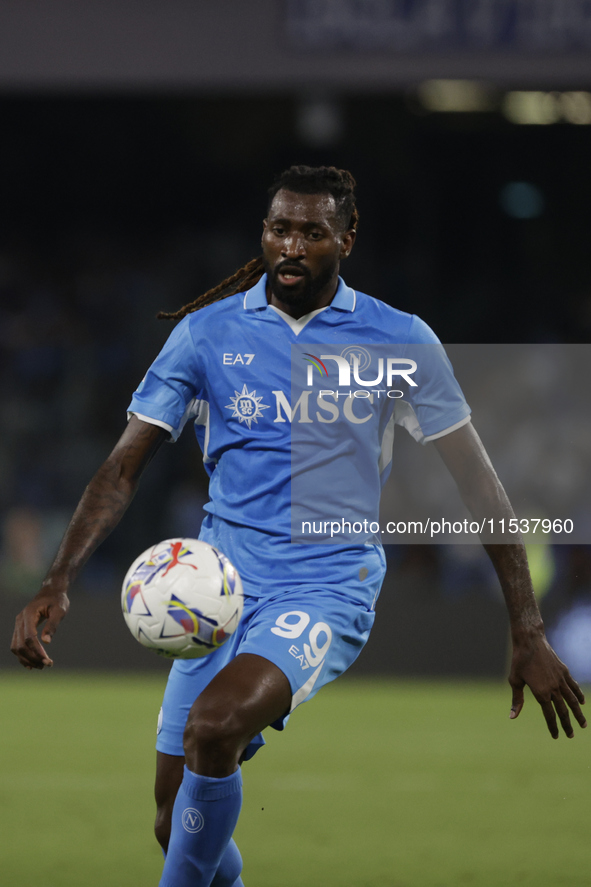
[[267, 165, 359, 233], [157, 165, 359, 321]]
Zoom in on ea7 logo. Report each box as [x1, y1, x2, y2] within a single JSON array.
[[223, 353, 255, 365]]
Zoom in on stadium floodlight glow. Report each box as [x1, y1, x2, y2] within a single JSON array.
[[560, 92, 591, 125], [502, 91, 561, 125], [501, 91, 591, 125], [417, 80, 491, 113]]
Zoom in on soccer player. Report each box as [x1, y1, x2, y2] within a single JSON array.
[[11, 166, 586, 887]]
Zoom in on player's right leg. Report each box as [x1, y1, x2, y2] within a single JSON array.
[[159, 652, 291, 887], [182, 652, 291, 775]]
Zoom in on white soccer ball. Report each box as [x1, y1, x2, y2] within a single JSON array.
[[121, 538, 243, 659]]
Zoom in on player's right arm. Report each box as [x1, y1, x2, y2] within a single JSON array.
[[11, 416, 168, 670]]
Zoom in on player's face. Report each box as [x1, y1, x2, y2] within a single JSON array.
[[262, 189, 355, 316]]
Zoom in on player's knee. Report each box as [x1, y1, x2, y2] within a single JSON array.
[[183, 706, 246, 766]]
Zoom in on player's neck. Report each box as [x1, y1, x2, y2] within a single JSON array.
[[266, 279, 339, 320]]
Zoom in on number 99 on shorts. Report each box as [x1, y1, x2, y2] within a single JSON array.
[[271, 611, 332, 671]]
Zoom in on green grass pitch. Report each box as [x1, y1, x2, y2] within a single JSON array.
[[1, 672, 589, 886]]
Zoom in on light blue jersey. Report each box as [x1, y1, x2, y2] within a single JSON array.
[[128, 274, 469, 600], [130, 274, 470, 759]]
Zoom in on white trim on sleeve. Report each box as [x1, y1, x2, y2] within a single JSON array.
[[127, 412, 174, 436], [128, 398, 206, 443], [393, 400, 471, 445], [422, 414, 471, 443]]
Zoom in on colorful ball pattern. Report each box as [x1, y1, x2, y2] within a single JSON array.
[[121, 538, 243, 658]]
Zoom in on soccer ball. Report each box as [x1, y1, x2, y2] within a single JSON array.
[[121, 538, 243, 659]]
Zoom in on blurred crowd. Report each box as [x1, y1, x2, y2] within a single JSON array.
[[0, 230, 217, 598]]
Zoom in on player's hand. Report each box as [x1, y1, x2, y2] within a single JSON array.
[[509, 632, 587, 738], [10, 586, 70, 670]]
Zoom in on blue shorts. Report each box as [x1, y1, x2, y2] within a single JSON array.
[[156, 584, 380, 760]]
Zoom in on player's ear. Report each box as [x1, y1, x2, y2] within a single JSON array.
[[341, 228, 356, 259]]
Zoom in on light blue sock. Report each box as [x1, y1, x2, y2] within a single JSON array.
[[211, 839, 244, 887], [161, 838, 243, 881], [159, 766, 243, 887]]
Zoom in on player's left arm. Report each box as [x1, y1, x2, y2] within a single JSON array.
[[434, 420, 586, 739]]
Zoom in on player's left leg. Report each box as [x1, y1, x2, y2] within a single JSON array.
[[155, 751, 245, 886], [159, 653, 291, 887]]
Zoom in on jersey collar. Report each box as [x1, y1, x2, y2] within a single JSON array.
[[243, 273, 356, 312]]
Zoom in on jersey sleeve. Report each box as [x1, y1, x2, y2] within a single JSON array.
[[127, 316, 204, 442], [393, 314, 471, 444]]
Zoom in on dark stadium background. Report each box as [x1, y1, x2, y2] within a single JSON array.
[[1, 1, 591, 676]]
